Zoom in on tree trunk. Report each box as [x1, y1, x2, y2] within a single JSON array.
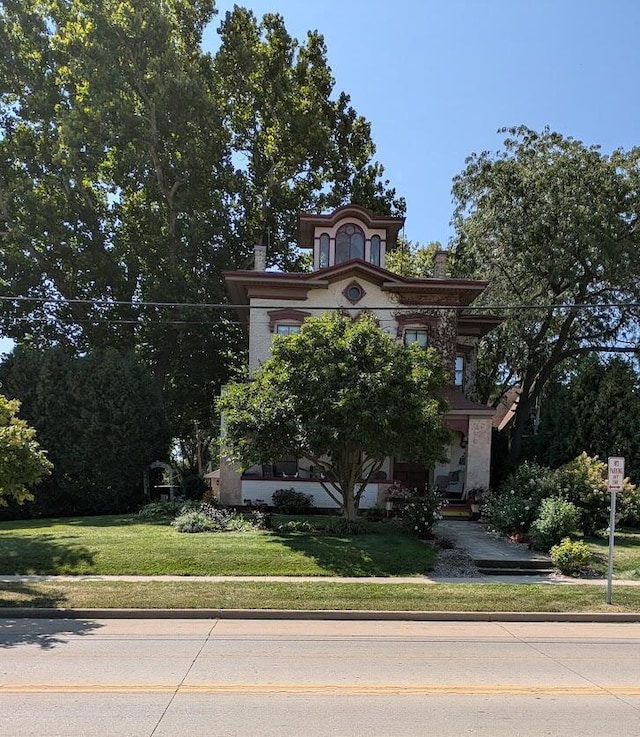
[[342, 489, 358, 521]]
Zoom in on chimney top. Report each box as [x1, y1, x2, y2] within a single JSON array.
[[433, 250, 448, 279], [254, 245, 267, 272]]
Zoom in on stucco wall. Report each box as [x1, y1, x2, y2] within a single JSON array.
[[249, 278, 399, 371]]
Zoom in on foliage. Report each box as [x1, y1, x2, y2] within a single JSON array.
[[619, 485, 640, 529], [364, 505, 387, 522], [172, 510, 217, 533], [557, 453, 636, 535], [219, 313, 449, 519], [271, 488, 314, 515], [275, 519, 317, 534], [484, 461, 558, 536], [321, 517, 368, 536], [529, 356, 640, 484], [385, 482, 414, 501], [182, 474, 208, 501], [0, 394, 52, 505], [0, 0, 402, 458], [550, 537, 594, 576], [452, 126, 640, 464], [138, 501, 185, 521], [401, 489, 446, 539], [0, 346, 171, 517], [529, 497, 579, 551], [385, 239, 440, 277]]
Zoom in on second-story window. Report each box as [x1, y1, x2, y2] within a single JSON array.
[[404, 329, 429, 348], [455, 355, 465, 388], [336, 223, 365, 263], [276, 324, 300, 336]]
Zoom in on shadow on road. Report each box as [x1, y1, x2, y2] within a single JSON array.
[[0, 611, 103, 649]]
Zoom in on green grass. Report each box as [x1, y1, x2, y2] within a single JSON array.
[[1, 580, 639, 613], [0, 514, 435, 577], [586, 529, 640, 579]]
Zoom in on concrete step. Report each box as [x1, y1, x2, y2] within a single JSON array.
[[441, 504, 472, 520], [476, 566, 556, 576], [474, 557, 554, 576]]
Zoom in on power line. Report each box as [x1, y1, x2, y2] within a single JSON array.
[[0, 294, 639, 312]]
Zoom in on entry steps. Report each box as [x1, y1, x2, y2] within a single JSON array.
[[474, 558, 555, 576]]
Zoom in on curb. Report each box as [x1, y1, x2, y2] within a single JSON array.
[[2, 608, 639, 622]]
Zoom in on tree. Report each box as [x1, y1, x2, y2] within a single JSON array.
[[0, 394, 52, 506], [530, 356, 640, 482], [385, 239, 440, 277], [452, 126, 640, 464], [0, 1, 402, 456], [0, 347, 171, 516], [218, 313, 450, 520]]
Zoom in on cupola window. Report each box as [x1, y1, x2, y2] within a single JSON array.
[[336, 223, 365, 263]]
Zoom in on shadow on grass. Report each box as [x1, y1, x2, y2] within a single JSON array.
[[0, 601, 103, 649], [0, 533, 94, 575], [270, 528, 434, 576]]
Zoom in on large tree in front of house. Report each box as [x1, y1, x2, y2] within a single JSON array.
[[0, 0, 402, 467], [219, 313, 450, 520], [452, 126, 640, 465], [0, 393, 52, 507]]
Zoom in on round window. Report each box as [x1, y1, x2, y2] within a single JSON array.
[[346, 284, 363, 302]]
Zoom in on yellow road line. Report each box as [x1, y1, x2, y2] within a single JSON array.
[[2, 683, 640, 696]]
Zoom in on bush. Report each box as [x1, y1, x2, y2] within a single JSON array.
[[529, 497, 579, 551], [276, 519, 317, 534], [485, 461, 558, 536], [617, 484, 640, 529], [550, 537, 593, 576], [365, 505, 386, 522], [172, 510, 216, 533], [401, 488, 445, 539], [271, 488, 313, 515], [138, 501, 184, 521], [322, 517, 368, 535], [182, 474, 208, 500]]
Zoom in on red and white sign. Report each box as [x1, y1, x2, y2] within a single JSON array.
[[608, 457, 625, 492]]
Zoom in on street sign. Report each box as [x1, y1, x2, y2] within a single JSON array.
[[608, 457, 625, 492], [606, 456, 625, 605]]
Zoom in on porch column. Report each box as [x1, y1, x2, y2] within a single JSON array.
[[465, 415, 492, 489]]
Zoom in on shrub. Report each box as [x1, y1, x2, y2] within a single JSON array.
[[138, 500, 184, 521], [276, 519, 317, 533], [529, 497, 579, 551], [485, 461, 557, 536], [172, 510, 216, 533], [271, 488, 313, 515], [617, 484, 640, 529], [322, 517, 368, 535], [557, 453, 636, 535], [550, 537, 593, 576], [365, 505, 386, 522], [182, 474, 208, 500], [401, 488, 445, 539]]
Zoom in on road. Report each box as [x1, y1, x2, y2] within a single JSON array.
[[1, 617, 639, 736]]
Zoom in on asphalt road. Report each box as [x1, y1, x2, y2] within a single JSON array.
[[1, 618, 639, 736]]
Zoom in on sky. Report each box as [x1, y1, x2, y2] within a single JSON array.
[[205, 0, 640, 247], [2, 0, 639, 355]]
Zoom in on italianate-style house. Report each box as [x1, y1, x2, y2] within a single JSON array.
[[220, 204, 500, 509]]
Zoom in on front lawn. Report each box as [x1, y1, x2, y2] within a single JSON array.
[[0, 514, 434, 577], [587, 530, 640, 579]]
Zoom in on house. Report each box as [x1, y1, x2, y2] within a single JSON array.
[[220, 204, 500, 509]]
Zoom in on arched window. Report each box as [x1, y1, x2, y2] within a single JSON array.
[[370, 235, 381, 266], [335, 223, 365, 263], [319, 233, 330, 268]]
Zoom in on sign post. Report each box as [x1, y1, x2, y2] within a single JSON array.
[[606, 456, 624, 605]]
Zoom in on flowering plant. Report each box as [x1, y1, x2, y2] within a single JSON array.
[[385, 482, 414, 501], [401, 487, 446, 539]]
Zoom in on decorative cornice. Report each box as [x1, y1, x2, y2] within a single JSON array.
[[267, 309, 312, 332]]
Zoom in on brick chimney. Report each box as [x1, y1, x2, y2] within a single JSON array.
[[254, 245, 266, 271], [433, 250, 448, 279]]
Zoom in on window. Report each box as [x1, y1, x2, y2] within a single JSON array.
[[404, 329, 429, 348], [335, 223, 365, 263], [319, 233, 330, 268], [370, 235, 381, 266], [455, 355, 465, 388], [276, 324, 300, 336]]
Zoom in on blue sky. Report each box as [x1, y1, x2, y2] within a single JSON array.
[[206, 0, 640, 246], [1, 0, 639, 355]]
